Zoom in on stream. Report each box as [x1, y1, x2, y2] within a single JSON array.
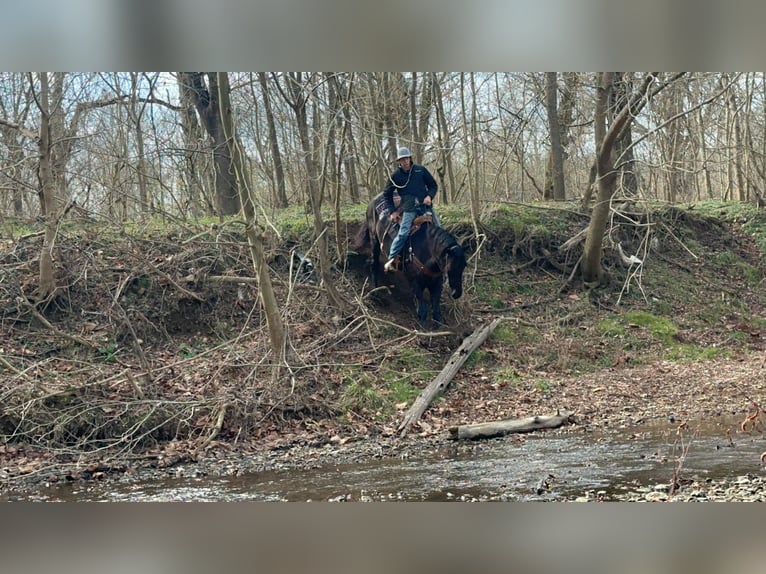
[[6, 417, 766, 501]]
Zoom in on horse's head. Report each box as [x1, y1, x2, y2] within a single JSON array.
[[445, 243, 466, 299]]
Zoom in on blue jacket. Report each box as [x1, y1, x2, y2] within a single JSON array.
[[383, 163, 438, 213]]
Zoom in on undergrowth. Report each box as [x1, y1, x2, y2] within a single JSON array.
[[2, 200, 766, 458]]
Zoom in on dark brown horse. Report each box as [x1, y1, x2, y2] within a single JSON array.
[[354, 193, 466, 329]]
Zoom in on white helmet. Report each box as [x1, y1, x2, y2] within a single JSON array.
[[396, 147, 412, 160]]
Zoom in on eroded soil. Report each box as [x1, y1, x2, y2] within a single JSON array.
[[2, 204, 766, 499]]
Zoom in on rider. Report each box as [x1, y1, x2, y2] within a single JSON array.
[[382, 146, 441, 272]]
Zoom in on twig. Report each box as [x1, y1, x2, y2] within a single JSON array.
[[0, 354, 22, 375], [16, 296, 101, 352], [195, 402, 231, 455]]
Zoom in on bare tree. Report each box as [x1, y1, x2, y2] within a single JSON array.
[[582, 72, 685, 287], [176, 72, 210, 216], [723, 73, 747, 202], [126, 72, 155, 214], [278, 72, 346, 310], [32, 72, 58, 301], [609, 73, 639, 197], [179, 72, 241, 216], [257, 72, 288, 208], [460, 73, 482, 235], [328, 73, 360, 204], [215, 72, 286, 365], [0, 74, 34, 217], [433, 73, 456, 204], [544, 72, 566, 200]]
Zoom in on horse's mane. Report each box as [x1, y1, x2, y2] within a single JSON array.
[[427, 224, 461, 257]]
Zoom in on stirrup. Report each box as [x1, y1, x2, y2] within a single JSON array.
[[384, 257, 398, 272]]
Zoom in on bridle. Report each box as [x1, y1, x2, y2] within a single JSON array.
[[408, 240, 459, 279]]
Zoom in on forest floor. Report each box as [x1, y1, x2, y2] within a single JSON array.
[[2, 200, 766, 500]]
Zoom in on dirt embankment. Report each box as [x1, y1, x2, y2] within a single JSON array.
[[2, 204, 766, 496]]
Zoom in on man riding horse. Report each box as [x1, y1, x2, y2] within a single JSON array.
[[382, 147, 442, 272]]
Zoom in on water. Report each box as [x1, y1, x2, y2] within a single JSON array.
[[11, 418, 766, 501]]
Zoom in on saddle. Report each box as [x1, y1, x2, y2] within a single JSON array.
[[384, 210, 433, 241], [376, 207, 434, 271], [378, 207, 434, 244]]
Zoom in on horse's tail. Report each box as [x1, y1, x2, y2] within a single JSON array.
[[352, 221, 371, 251], [353, 201, 377, 252]]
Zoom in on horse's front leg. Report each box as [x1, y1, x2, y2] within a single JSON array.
[[430, 281, 443, 328], [413, 284, 429, 330]]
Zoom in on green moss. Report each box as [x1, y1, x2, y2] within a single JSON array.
[[664, 344, 731, 362], [624, 311, 678, 345]]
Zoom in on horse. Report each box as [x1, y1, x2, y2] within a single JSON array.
[[354, 193, 466, 329]]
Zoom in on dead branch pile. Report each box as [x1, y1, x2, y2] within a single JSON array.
[[0, 222, 351, 460]]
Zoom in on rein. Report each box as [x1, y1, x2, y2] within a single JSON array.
[[409, 254, 442, 277]]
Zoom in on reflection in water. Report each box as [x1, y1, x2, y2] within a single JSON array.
[[13, 417, 766, 501]]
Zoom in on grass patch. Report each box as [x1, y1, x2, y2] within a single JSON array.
[[624, 311, 678, 344], [664, 344, 731, 362], [464, 349, 490, 368], [533, 379, 552, 394], [600, 310, 678, 345], [393, 347, 435, 372], [386, 378, 421, 404], [494, 366, 522, 386], [492, 323, 541, 346], [341, 374, 387, 412]]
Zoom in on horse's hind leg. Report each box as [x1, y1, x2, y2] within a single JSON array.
[[370, 233, 381, 288]]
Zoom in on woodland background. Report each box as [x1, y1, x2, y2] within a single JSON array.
[[1, 73, 762, 302], [4, 72, 766, 479]]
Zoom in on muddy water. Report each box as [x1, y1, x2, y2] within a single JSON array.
[[17, 418, 766, 501]]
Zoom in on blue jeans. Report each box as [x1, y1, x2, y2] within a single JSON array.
[[388, 208, 441, 259], [388, 210, 416, 259]]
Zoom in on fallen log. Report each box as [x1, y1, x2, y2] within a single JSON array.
[[448, 410, 574, 440], [398, 317, 502, 437]]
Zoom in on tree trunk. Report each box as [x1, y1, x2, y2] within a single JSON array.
[[382, 73, 400, 162], [582, 73, 682, 286], [448, 411, 573, 440], [177, 73, 208, 217], [409, 72, 421, 159], [34, 73, 58, 301], [128, 73, 151, 214], [433, 74, 455, 204], [215, 73, 286, 365], [329, 73, 360, 204], [460, 73, 482, 236], [258, 72, 288, 208], [610, 73, 639, 197], [285, 73, 346, 310], [545, 72, 566, 200], [724, 75, 747, 202], [181, 72, 241, 216]]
